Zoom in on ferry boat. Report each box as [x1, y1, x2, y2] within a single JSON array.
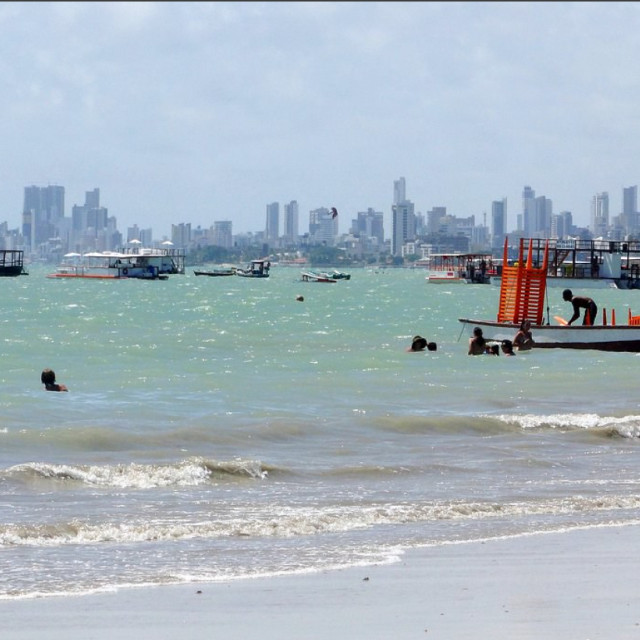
[[47, 247, 185, 280], [423, 253, 496, 284], [491, 237, 640, 289]]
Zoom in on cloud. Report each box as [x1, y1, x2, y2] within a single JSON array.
[[1, 2, 640, 235]]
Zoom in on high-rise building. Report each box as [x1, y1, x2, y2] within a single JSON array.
[[591, 192, 609, 237], [22, 184, 65, 249], [623, 185, 637, 216], [425, 206, 447, 235], [265, 202, 279, 244], [491, 198, 507, 249], [213, 221, 233, 248], [391, 201, 416, 256], [534, 196, 552, 237], [308, 207, 338, 245], [522, 186, 536, 236], [85, 188, 100, 210], [621, 185, 638, 235], [551, 211, 573, 239], [393, 177, 406, 205], [352, 208, 384, 246], [171, 223, 191, 248], [69, 188, 110, 250], [284, 200, 299, 243]]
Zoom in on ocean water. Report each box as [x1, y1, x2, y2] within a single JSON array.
[[2, 264, 640, 600]]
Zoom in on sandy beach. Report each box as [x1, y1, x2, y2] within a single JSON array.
[[2, 524, 638, 640]]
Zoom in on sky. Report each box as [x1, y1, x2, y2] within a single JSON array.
[[1, 1, 640, 239]]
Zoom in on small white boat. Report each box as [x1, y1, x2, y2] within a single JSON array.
[[301, 271, 337, 283], [321, 270, 351, 280]]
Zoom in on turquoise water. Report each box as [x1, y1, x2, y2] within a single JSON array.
[[2, 264, 640, 598]]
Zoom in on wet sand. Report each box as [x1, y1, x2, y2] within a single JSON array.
[[2, 525, 639, 639]]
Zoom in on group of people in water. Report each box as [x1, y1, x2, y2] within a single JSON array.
[[467, 321, 533, 356], [407, 335, 437, 352]]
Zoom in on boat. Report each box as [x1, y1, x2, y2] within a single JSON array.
[[235, 259, 270, 278], [301, 271, 337, 283], [47, 247, 184, 280], [0, 249, 28, 276], [319, 269, 351, 280], [490, 237, 640, 289], [423, 253, 496, 284], [193, 267, 236, 277], [458, 237, 640, 352]]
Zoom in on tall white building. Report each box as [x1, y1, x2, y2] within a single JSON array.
[[391, 201, 416, 256], [283, 200, 299, 243], [591, 192, 609, 238]]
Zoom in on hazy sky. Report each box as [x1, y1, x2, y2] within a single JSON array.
[[1, 1, 639, 238]]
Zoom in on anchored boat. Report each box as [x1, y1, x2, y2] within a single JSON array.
[[235, 259, 270, 278], [423, 252, 496, 284], [301, 271, 337, 283], [0, 250, 28, 276], [47, 247, 185, 280], [458, 237, 640, 352]]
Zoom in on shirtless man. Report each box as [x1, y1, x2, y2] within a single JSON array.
[[562, 289, 598, 326]]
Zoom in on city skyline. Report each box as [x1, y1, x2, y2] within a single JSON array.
[[2, 3, 640, 236], [5, 177, 639, 244]]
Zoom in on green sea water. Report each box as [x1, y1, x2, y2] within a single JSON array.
[[2, 264, 640, 598]]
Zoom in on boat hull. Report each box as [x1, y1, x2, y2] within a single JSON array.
[[427, 275, 467, 284], [458, 318, 640, 352], [193, 270, 235, 277]]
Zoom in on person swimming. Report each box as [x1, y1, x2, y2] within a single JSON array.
[[408, 335, 428, 351], [41, 368, 68, 392], [501, 339, 516, 355], [513, 319, 534, 351]]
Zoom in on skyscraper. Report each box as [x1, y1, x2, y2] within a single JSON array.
[[591, 192, 609, 237], [265, 202, 279, 244], [621, 185, 638, 235], [308, 207, 338, 245], [491, 198, 507, 249], [393, 177, 406, 205], [391, 201, 416, 256], [522, 186, 535, 236], [353, 208, 384, 246], [213, 221, 233, 248], [284, 200, 299, 243], [22, 184, 65, 249]]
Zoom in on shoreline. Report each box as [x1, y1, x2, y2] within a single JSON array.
[[2, 524, 639, 639]]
